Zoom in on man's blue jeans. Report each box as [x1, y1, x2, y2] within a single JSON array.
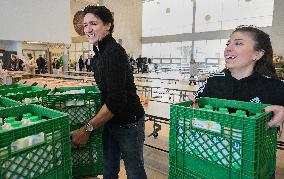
[[103, 116, 147, 179]]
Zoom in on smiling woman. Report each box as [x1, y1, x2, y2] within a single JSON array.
[[193, 25, 284, 129], [224, 26, 276, 80], [224, 31, 264, 79]]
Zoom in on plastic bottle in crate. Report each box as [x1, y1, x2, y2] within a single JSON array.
[[20, 114, 45, 148], [21, 113, 33, 125], [234, 110, 247, 117], [3, 117, 17, 129], [204, 104, 213, 111], [24, 116, 46, 178], [10, 121, 29, 151], [4, 121, 28, 179], [27, 116, 45, 146], [218, 108, 229, 114]]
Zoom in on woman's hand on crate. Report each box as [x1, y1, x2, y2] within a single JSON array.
[[265, 105, 284, 127], [71, 127, 91, 145], [187, 95, 199, 108]]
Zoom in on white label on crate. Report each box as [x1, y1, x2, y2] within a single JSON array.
[[192, 118, 221, 133], [192, 118, 208, 130], [208, 121, 221, 133]]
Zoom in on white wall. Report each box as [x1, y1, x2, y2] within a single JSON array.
[[0, 0, 71, 44], [271, 0, 284, 57], [104, 0, 142, 58]]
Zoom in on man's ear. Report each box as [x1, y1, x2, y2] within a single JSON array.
[[105, 23, 111, 31]]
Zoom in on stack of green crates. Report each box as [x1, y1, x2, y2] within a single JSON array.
[[42, 86, 103, 177], [0, 84, 31, 94], [0, 84, 30, 90], [0, 104, 71, 179], [0, 96, 22, 110], [169, 97, 277, 179], [0, 84, 50, 104]]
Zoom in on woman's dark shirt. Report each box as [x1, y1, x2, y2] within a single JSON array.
[[194, 69, 284, 106]]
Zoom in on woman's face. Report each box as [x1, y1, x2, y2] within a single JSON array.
[[83, 13, 110, 44], [224, 31, 263, 74]]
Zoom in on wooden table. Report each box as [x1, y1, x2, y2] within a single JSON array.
[[36, 74, 89, 82], [65, 71, 93, 77]]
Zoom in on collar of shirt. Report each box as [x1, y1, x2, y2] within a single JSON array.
[[225, 69, 260, 83], [97, 34, 114, 53]]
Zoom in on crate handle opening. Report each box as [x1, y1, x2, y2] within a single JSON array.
[[10, 132, 46, 156]]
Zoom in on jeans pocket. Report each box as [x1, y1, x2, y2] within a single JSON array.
[[120, 121, 145, 141]]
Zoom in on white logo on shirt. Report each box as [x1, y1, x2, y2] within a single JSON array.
[[250, 97, 261, 103]]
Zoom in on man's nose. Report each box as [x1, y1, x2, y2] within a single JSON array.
[[85, 25, 92, 33]]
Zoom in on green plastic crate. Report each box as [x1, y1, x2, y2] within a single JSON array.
[[0, 84, 31, 94], [0, 105, 72, 179], [0, 85, 50, 104], [0, 97, 22, 109], [169, 97, 277, 179], [72, 128, 103, 177], [169, 166, 199, 179], [42, 86, 101, 130], [42, 86, 103, 177], [0, 84, 30, 90]]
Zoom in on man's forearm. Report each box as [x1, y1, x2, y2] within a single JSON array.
[[89, 104, 114, 129]]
